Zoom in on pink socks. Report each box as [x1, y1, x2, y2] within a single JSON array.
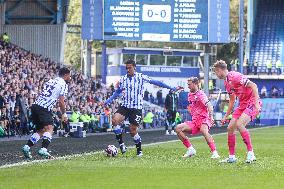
[[240, 130, 253, 152], [228, 133, 236, 155], [182, 139, 192, 148], [207, 141, 216, 152]]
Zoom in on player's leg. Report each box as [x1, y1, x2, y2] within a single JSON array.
[[30, 107, 55, 159], [22, 105, 41, 159], [111, 108, 126, 154], [22, 131, 41, 159], [236, 112, 256, 163], [220, 118, 238, 163], [175, 122, 196, 157], [38, 124, 54, 159], [199, 124, 220, 159], [129, 124, 142, 156], [129, 109, 143, 156]]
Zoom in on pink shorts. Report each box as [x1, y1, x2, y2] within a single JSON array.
[[185, 118, 212, 135], [233, 99, 262, 121]]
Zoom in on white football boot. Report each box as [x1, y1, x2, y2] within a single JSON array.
[[211, 150, 220, 159], [182, 146, 196, 158], [245, 151, 256, 163]]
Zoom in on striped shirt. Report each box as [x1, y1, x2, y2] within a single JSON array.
[[35, 77, 68, 111], [118, 72, 151, 109]]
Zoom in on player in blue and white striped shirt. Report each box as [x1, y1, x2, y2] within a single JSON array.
[[22, 67, 71, 159], [105, 59, 179, 156]]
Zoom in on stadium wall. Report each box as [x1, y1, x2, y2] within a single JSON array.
[[0, 24, 66, 63], [0, 2, 66, 63], [0, 3, 4, 26]]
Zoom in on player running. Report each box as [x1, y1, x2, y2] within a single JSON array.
[[104, 59, 179, 157], [22, 67, 71, 159], [213, 60, 261, 163], [175, 77, 220, 159]]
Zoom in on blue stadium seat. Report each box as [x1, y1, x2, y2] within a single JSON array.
[[249, 0, 284, 73]]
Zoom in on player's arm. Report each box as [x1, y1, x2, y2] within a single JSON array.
[[59, 83, 68, 120], [149, 79, 176, 90], [58, 95, 66, 116], [142, 74, 176, 91], [206, 101, 214, 118], [246, 81, 261, 110], [224, 94, 236, 119], [105, 86, 123, 105]]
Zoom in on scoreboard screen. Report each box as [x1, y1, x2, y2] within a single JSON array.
[[82, 0, 229, 43]]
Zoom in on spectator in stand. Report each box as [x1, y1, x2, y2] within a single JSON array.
[[1, 33, 10, 44], [9, 95, 16, 112], [243, 59, 248, 75], [266, 59, 272, 75], [0, 91, 5, 109], [157, 89, 163, 106], [276, 59, 282, 75], [0, 106, 9, 135], [0, 40, 156, 137], [278, 88, 283, 97], [143, 89, 149, 101], [271, 86, 279, 98], [12, 106, 21, 135], [164, 90, 178, 135], [260, 86, 267, 98]]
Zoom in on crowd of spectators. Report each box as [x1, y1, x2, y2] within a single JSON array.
[[0, 41, 169, 138], [230, 58, 283, 75], [260, 85, 284, 98], [0, 41, 121, 137]]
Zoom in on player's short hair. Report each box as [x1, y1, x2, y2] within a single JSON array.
[[59, 67, 71, 77], [125, 59, 136, 67], [187, 77, 199, 84], [213, 60, 227, 70]]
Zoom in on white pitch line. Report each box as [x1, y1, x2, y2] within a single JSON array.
[[0, 126, 279, 169]]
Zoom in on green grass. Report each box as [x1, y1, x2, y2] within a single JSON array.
[[1, 127, 284, 189]]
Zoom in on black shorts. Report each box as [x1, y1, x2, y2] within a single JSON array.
[[31, 104, 54, 131], [116, 106, 142, 125], [167, 110, 177, 123]]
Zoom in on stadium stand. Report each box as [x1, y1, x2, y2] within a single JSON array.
[[259, 98, 284, 125], [0, 40, 169, 137], [249, 0, 284, 73], [0, 40, 116, 137]]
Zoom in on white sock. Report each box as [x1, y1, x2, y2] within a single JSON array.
[[30, 133, 41, 144], [229, 155, 235, 159], [188, 146, 194, 150]]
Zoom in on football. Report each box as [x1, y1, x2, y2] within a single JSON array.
[[104, 145, 118, 157]]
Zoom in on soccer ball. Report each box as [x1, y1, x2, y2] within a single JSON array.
[[104, 145, 118, 157]]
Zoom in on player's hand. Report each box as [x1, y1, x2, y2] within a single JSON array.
[[220, 116, 228, 126], [187, 105, 191, 112], [255, 102, 261, 112], [210, 116, 215, 126], [174, 86, 184, 92]]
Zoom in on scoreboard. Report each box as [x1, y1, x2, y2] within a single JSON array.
[[82, 0, 229, 43]]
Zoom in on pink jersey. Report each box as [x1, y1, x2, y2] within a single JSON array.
[[188, 90, 210, 120], [225, 71, 254, 103]]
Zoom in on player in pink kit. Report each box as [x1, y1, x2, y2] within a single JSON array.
[[175, 77, 220, 159], [213, 60, 261, 163]]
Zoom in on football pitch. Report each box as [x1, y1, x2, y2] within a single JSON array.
[[0, 126, 283, 189]]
